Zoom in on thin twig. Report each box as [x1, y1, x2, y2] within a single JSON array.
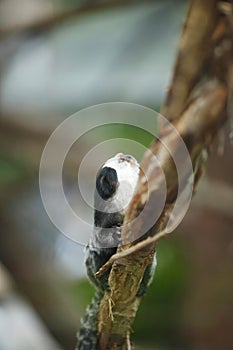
[[0, 0, 154, 38], [96, 229, 169, 278]]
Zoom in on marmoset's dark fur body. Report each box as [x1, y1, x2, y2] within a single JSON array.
[[85, 153, 156, 296]]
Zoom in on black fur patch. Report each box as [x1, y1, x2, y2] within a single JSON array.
[[96, 167, 118, 200]]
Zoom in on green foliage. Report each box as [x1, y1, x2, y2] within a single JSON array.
[[103, 124, 154, 148], [71, 278, 95, 310], [0, 156, 30, 184], [86, 123, 155, 149]]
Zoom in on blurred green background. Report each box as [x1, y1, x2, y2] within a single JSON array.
[[0, 1, 232, 350]]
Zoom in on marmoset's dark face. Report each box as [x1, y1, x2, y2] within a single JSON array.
[[96, 166, 118, 200]]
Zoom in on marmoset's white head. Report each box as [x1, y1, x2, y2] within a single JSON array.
[[96, 153, 140, 213]]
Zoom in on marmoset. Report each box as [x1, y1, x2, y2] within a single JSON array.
[[85, 153, 156, 296]]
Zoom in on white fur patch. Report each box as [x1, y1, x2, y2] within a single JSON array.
[[103, 153, 140, 212]]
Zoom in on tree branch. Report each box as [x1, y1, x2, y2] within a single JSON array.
[[0, 0, 154, 38], [161, 0, 220, 120], [97, 81, 227, 350], [77, 0, 233, 349]]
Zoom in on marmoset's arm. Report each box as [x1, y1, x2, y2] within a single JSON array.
[[85, 153, 157, 295]]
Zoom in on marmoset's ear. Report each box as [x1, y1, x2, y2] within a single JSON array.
[[96, 167, 118, 200]]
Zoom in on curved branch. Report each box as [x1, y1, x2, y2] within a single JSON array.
[[77, 0, 233, 349], [97, 81, 227, 350]]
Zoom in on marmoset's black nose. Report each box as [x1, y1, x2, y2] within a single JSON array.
[[96, 166, 118, 200]]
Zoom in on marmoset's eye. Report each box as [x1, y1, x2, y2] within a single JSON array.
[[125, 155, 133, 162]]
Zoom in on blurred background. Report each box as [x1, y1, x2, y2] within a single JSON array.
[[0, 0, 233, 349]]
